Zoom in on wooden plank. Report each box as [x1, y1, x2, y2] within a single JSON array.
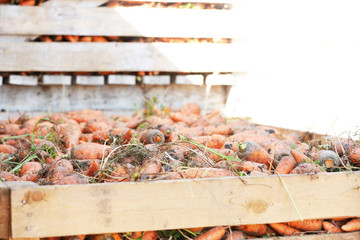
[[76, 76, 105, 85], [253, 232, 360, 240], [108, 75, 136, 85], [42, 75, 72, 85], [9, 75, 38, 86], [206, 74, 235, 85], [175, 74, 204, 85], [0, 42, 246, 72], [142, 75, 170, 85], [0, 6, 241, 38], [0, 182, 10, 239], [10, 172, 360, 238]]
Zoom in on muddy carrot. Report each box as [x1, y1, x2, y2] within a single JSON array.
[[269, 223, 302, 236], [169, 112, 199, 126], [290, 149, 311, 164], [233, 224, 267, 237], [289, 163, 322, 174], [92, 128, 133, 144], [0, 123, 6, 134], [275, 155, 297, 174], [288, 219, 323, 231], [313, 150, 341, 168], [106, 0, 121, 7], [237, 140, 274, 167], [93, 36, 108, 42], [192, 134, 226, 149], [139, 129, 165, 145], [0, 144, 17, 154], [71, 142, 111, 160], [58, 123, 82, 149], [341, 218, 360, 232], [349, 147, 360, 166], [153, 124, 173, 142], [186, 227, 204, 233], [231, 160, 268, 173], [206, 124, 233, 136], [323, 221, 342, 233], [142, 231, 157, 240], [196, 226, 226, 240], [20, 162, 43, 182], [0, 171, 20, 181], [178, 102, 201, 115], [223, 141, 239, 152]]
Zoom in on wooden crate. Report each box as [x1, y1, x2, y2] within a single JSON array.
[[0, 0, 245, 113], [1, 172, 360, 240]]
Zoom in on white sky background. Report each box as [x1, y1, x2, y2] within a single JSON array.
[[226, 0, 360, 137]]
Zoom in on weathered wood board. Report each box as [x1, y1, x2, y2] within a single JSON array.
[[9, 172, 360, 238], [0, 6, 240, 38], [0, 182, 10, 239], [0, 42, 246, 72]]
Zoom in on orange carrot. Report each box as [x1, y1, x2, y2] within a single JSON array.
[[313, 150, 341, 168], [64, 35, 79, 42], [71, 142, 111, 160], [196, 226, 226, 240], [131, 232, 142, 239], [223, 141, 239, 152], [49, 159, 73, 173], [106, 1, 121, 7], [178, 102, 201, 115], [48, 167, 88, 185], [289, 163, 322, 174], [0, 122, 6, 134], [169, 112, 199, 126], [139, 129, 165, 145], [62, 235, 86, 240], [206, 124, 233, 136], [86, 159, 100, 177], [93, 36, 108, 42], [288, 219, 323, 231], [0, 171, 21, 181], [192, 134, 226, 149], [88, 233, 121, 240], [323, 221, 342, 233], [80, 36, 93, 42], [19, 0, 35, 6], [275, 155, 297, 174], [153, 124, 173, 142], [233, 224, 267, 237], [290, 149, 311, 164], [57, 123, 82, 149], [142, 231, 157, 240], [349, 147, 360, 166], [341, 218, 360, 232], [125, 115, 145, 129], [84, 118, 112, 133], [269, 223, 302, 236], [0, 144, 17, 154], [237, 140, 274, 167]]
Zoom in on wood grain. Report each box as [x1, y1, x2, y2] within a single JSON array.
[[0, 6, 241, 38], [0, 42, 246, 72], [9, 172, 360, 238], [0, 182, 10, 239]]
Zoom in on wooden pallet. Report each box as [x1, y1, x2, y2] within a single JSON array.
[[1, 172, 360, 240]]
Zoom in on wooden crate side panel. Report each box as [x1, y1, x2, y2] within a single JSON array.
[[254, 232, 360, 240], [0, 6, 241, 38], [43, 0, 235, 5], [0, 182, 10, 239], [0, 42, 246, 72], [10, 172, 360, 238]]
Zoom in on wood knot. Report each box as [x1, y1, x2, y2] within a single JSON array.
[[26, 190, 44, 202], [247, 199, 268, 214]]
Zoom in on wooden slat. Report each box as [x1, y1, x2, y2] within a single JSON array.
[[9, 75, 38, 86], [107, 74, 136, 85], [42, 75, 72, 85], [0, 182, 10, 239], [142, 75, 171, 85], [10, 172, 360, 238], [0, 6, 240, 38], [175, 74, 204, 85], [0, 42, 246, 72], [253, 232, 360, 240]]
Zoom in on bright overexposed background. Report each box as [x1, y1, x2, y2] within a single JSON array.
[[225, 0, 360, 138]]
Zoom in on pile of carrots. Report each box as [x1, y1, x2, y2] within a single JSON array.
[[0, 0, 229, 9], [1, 102, 360, 238]]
